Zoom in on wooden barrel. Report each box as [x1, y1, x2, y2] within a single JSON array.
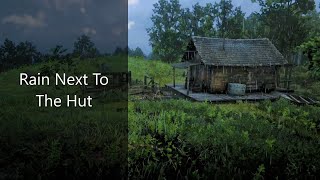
[[228, 83, 246, 96]]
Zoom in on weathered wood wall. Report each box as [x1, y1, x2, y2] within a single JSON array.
[[189, 65, 277, 93]]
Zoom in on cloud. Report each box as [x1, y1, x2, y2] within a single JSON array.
[[128, 21, 135, 30], [2, 12, 46, 28], [128, 0, 139, 6], [82, 27, 97, 35], [42, 0, 90, 11], [80, 7, 86, 14]]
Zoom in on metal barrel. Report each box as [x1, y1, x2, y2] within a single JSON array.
[[227, 83, 246, 96]]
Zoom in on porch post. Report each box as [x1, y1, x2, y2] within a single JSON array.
[[275, 66, 280, 88], [187, 66, 190, 95], [274, 66, 278, 88], [284, 66, 289, 89], [287, 66, 292, 90], [173, 67, 176, 88]]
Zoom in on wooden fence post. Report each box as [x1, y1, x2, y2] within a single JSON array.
[[128, 71, 132, 86], [144, 76, 147, 89]]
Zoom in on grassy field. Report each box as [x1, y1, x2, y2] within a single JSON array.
[[0, 56, 320, 179], [129, 99, 320, 179], [129, 57, 185, 86], [0, 57, 128, 179]]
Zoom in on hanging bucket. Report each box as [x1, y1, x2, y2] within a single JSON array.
[[227, 83, 246, 96]]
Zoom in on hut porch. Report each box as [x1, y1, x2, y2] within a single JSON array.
[[166, 84, 281, 102]]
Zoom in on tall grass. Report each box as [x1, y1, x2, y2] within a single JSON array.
[[129, 99, 320, 179], [1, 57, 320, 179]]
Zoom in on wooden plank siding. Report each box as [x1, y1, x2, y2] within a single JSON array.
[[189, 65, 278, 94]]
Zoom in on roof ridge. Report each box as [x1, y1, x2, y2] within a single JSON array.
[[192, 36, 269, 41]]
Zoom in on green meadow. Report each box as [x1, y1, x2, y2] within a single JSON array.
[[0, 57, 320, 179]]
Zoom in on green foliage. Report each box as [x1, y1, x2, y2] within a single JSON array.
[[73, 34, 99, 59], [129, 57, 184, 86], [113, 46, 129, 56], [252, 0, 316, 56], [0, 56, 127, 179], [148, 0, 248, 63], [1, 55, 320, 178], [243, 13, 265, 38], [216, 0, 246, 38], [148, 0, 318, 62], [182, 3, 218, 37], [147, 0, 185, 63], [129, 99, 320, 179], [305, 10, 320, 37], [49, 45, 68, 61], [0, 39, 41, 71], [128, 47, 145, 58], [299, 37, 320, 78]]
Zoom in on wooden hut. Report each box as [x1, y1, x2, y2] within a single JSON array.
[[172, 36, 292, 95]]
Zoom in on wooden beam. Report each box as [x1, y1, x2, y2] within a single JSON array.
[[284, 66, 289, 89], [187, 66, 190, 95], [128, 71, 132, 86], [275, 67, 280, 88], [173, 67, 176, 88], [144, 76, 147, 89], [287, 94, 302, 104], [274, 67, 278, 88], [287, 66, 292, 90], [299, 96, 310, 104]]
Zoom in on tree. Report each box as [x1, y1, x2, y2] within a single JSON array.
[[216, 0, 246, 38], [243, 13, 266, 38], [16, 41, 41, 65], [130, 47, 145, 58], [0, 39, 40, 71], [305, 10, 320, 38], [299, 37, 320, 78], [73, 35, 99, 59], [50, 45, 68, 60], [113, 47, 126, 56], [0, 39, 16, 70], [147, 52, 160, 60], [147, 0, 185, 63], [201, 3, 218, 37], [148, 0, 249, 62], [216, 0, 233, 38], [252, 0, 316, 57], [186, 3, 217, 37]]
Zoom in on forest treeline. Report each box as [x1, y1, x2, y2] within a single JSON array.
[[1, 0, 320, 77], [0, 35, 145, 73], [148, 0, 320, 64]]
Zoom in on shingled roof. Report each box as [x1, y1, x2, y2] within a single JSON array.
[[189, 36, 288, 66]]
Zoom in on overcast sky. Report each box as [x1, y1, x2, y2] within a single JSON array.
[[0, 0, 128, 53], [0, 0, 319, 54], [129, 0, 320, 55]]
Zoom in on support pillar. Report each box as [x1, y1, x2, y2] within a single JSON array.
[[287, 66, 292, 90], [128, 71, 132, 86], [187, 66, 190, 95], [284, 66, 289, 89], [173, 67, 176, 88], [275, 66, 280, 88], [144, 76, 147, 89]]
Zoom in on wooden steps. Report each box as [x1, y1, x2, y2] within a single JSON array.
[[280, 94, 320, 105]]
